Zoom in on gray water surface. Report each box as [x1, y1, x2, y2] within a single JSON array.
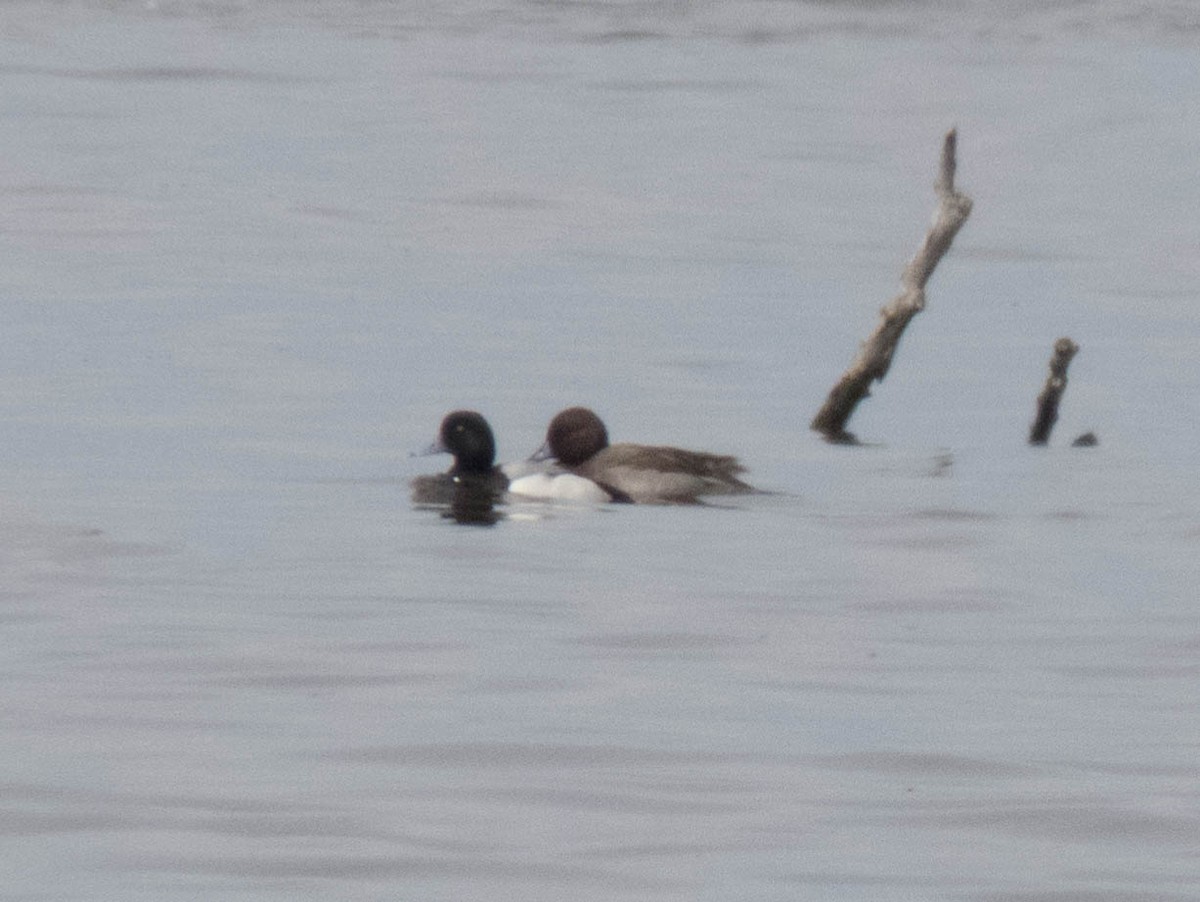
[[3, 2, 1200, 899]]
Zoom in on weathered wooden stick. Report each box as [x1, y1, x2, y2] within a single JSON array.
[[1029, 337, 1080, 446], [811, 129, 974, 443]]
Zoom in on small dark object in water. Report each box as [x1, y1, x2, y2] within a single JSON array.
[[1071, 431, 1098, 448]]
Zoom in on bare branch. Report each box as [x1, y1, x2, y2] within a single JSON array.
[[1029, 337, 1080, 446], [811, 129, 974, 443]]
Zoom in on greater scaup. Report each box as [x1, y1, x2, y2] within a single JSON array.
[[410, 410, 508, 510]]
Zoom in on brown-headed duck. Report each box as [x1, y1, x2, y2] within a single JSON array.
[[532, 406, 754, 504]]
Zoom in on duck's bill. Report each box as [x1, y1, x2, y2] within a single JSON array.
[[410, 440, 448, 458], [528, 441, 555, 463]]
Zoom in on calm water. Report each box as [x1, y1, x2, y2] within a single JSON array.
[[3, 1, 1200, 899]]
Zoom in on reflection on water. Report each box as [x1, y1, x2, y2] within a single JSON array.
[[3, 1, 1200, 900], [413, 482, 506, 526]]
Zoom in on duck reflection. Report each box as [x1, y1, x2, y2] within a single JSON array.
[[444, 480, 503, 525]]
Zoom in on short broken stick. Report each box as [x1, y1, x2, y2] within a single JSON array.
[[1029, 337, 1080, 446], [811, 129, 974, 443]]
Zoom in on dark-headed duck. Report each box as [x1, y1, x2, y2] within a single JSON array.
[[410, 410, 508, 507]]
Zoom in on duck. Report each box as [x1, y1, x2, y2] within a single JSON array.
[[410, 410, 509, 507], [532, 406, 754, 504], [412, 410, 613, 509]]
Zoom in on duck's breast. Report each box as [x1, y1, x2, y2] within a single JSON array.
[[507, 470, 613, 503]]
